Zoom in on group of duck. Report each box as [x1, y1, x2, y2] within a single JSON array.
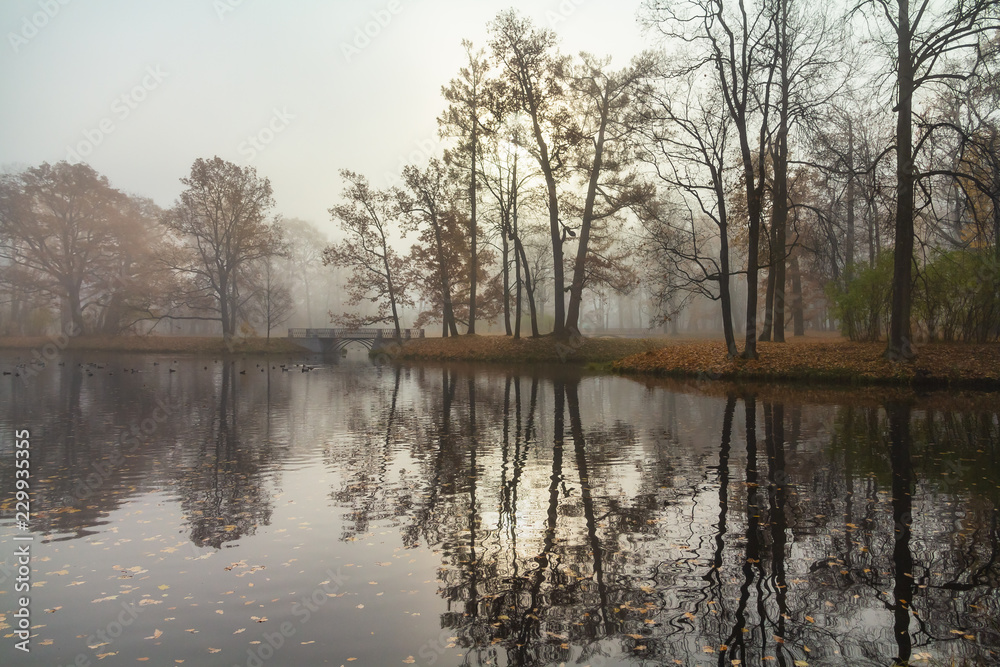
[[2, 358, 320, 377]]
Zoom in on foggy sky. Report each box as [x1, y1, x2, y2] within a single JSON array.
[[0, 0, 646, 236]]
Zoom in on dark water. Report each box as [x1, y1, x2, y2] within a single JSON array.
[[1, 351, 998, 667]]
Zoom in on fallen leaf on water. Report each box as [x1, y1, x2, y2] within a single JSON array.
[[144, 629, 163, 640]]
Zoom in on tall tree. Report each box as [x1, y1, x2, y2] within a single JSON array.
[[851, 0, 1000, 359], [478, 116, 542, 338], [323, 170, 412, 336], [441, 40, 493, 335], [163, 157, 284, 340], [489, 10, 572, 337], [644, 0, 780, 358], [759, 0, 844, 342], [638, 73, 741, 356], [562, 52, 656, 335]]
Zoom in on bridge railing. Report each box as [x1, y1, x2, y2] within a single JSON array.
[[288, 328, 425, 339]]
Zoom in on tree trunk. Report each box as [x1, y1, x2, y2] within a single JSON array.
[[528, 110, 565, 337], [790, 251, 805, 336], [502, 229, 512, 336], [382, 247, 402, 338], [432, 214, 459, 337], [67, 280, 85, 336], [565, 95, 610, 335], [219, 275, 231, 340], [760, 226, 777, 341], [468, 122, 478, 334], [718, 216, 739, 357], [515, 236, 540, 337], [886, 0, 915, 360], [845, 120, 856, 278]]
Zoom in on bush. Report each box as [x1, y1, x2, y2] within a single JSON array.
[[917, 249, 1000, 342], [828, 253, 894, 341], [831, 249, 1000, 343]]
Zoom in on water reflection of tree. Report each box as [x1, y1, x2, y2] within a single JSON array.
[[320, 366, 1000, 665], [175, 363, 276, 548], [3, 358, 182, 541]]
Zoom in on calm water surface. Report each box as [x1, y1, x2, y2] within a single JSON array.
[[1, 351, 998, 666]]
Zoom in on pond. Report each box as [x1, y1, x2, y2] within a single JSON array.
[[1, 351, 998, 666]]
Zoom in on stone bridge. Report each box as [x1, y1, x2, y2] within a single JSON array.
[[287, 328, 424, 354]]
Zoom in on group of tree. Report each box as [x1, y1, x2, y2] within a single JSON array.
[[324, 11, 654, 339], [323, 4, 999, 358], [4, 4, 999, 357], [0, 158, 323, 340]]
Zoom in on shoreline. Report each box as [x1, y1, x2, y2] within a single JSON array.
[[0, 335, 312, 355], [1, 333, 997, 390], [392, 334, 1000, 390]]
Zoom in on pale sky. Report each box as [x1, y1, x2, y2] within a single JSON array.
[[1, 0, 648, 235]]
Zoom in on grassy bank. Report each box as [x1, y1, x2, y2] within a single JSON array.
[[0, 335, 311, 355]]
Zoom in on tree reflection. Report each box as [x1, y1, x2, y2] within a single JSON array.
[[176, 362, 275, 548], [888, 401, 914, 665]]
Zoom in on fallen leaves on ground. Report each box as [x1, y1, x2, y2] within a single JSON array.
[[612, 338, 999, 388]]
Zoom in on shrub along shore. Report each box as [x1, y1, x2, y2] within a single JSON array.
[[1, 333, 996, 389]]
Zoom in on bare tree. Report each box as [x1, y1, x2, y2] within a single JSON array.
[[489, 10, 573, 337], [252, 252, 294, 340], [644, 0, 780, 358], [478, 114, 543, 338], [638, 74, 741, 356], [851, 0, 1000, 359], [323, 170, 412, 336], [279, 218, 327, 328]]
